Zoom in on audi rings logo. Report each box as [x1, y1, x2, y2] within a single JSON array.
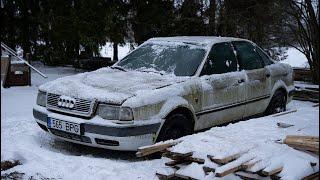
[[57, 95, 76, 109]]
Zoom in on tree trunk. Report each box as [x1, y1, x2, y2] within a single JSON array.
[[113, 42, 118, 62], [208, 0, 216, 35], [311, 56, 319, 83]]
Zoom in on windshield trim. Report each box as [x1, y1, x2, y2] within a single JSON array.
[[112, 40, 211, 77]]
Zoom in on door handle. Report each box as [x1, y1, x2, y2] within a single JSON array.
[[238, 79, 245, 83]]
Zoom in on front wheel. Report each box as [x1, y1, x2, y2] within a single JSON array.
[[156, 113, 193, 142], [264, 90, 287, 115]]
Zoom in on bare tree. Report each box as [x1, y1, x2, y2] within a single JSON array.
[[285, 0, 319, 83]]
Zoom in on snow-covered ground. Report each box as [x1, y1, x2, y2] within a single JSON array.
[[1, 64, 318, 179], [166, 102, 318, 179], [1, 66, 167, 179], [280, 48, 309, 68]]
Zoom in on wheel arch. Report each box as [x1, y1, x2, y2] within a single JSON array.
[[164, 106, 196, 127], [270, 80, 289, 101], [154, 97, 197, 142]]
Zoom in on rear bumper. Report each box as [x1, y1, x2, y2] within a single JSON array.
[[286, 86, 295, 104], [33, 105, 162, 151]]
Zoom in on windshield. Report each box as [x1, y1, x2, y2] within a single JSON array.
[[116, 42, 207, 76]]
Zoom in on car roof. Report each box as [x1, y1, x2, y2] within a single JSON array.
[[148, 36, 252, 46]]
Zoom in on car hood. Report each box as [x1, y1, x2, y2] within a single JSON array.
[[39, 67, 187, 105]]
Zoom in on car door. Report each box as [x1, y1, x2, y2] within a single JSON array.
[[232, 41, 272, 117], [195, 42, 247, 130]]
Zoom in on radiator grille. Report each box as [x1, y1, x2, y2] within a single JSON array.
[[46, 93, 96, 117]]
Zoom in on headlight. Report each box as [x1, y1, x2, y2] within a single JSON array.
[[97, 104, 133, 121], [36, 91, 47, 107]]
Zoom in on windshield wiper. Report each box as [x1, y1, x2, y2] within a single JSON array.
[[111, 66, 126, 72], [139, 70, 163, 75]]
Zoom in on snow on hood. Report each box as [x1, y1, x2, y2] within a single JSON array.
[[39, 67, 187, 105]]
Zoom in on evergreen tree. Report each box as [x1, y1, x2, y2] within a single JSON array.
[[130, 0, 175, 44]]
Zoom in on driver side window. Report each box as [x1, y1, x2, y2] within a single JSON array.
[[200, 42, 237, 76]]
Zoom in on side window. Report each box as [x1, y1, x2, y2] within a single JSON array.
[[233, 41, 264, 70], [255, 46, 274, 66], [200, 42, 237, 76]]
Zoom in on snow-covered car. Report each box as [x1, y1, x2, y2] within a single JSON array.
[[33, 36, 294, 151]]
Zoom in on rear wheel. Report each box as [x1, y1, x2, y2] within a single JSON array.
[[264, 90, 287, 115], [156, 113, 193, 142]]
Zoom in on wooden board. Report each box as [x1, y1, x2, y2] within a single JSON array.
[[261, 167, 283, 176], [208, 153, 242, 165], [136, 140, 181, 157], [165, 160, 187, 167], [174, 173, 198, 180], [272, 109, 297, 117], [285, 135, 319, 142], [215, 163, 244, 177], [235, 171, 270, 180], [241, 160, 261, 170], [284, 136, 319, 153], [203, 166, 215, 175], [167, 151, 193, 157], [156, 172, 175, 180], [302, 172, 319, 180], [287, 144, 319, 153], [163, 151, 204, 164]]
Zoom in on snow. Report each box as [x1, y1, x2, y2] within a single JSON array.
[[215, 153, 255, 174], [39, 67, 187, 105], [280, 48, 309, 68], [168, 103, 319, 179], [268, 63, 293, 77], [148, 36, 251, 48], [175, 162, 206, 179], [295, 81, 319, 90], [1, 65, 319, 179], [1, 65, 167, 179], [99, 43, 135, 61]]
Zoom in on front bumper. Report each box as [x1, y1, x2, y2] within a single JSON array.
[[33, 105, 162, 151]]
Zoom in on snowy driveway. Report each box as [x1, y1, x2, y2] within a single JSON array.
[[1, 66, 318, 179]]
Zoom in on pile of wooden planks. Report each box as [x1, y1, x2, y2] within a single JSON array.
[[284, 135, 319, 154], [136, 135, 319, 180], [293, 86, 319, 103]]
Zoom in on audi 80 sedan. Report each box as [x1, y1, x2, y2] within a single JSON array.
[[33, 36, 294, 151]]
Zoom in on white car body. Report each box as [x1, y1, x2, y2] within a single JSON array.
[[33, 36, 294, 151]]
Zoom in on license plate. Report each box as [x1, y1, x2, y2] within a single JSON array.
[[47, 117, 81, 135]]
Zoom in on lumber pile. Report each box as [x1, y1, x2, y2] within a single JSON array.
[[293, 87, 319, 103], [137, 135, 319, 180], [293, 68, 313, 82], [283, 135, 319, 154]]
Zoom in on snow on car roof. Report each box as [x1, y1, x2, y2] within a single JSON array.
[[148, 36, 251, 46]]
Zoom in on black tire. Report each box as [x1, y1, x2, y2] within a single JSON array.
[[156, 113, 193, 142], [264, 90, 287, 115]]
